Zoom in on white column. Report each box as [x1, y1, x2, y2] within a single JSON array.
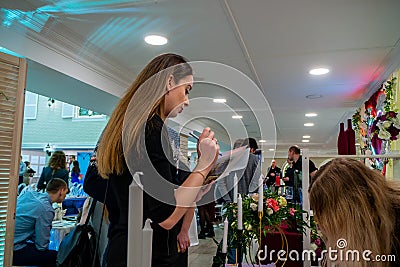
[[302, 149, 311, 267]]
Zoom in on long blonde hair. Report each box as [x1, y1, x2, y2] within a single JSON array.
[[310, 158, 400, 267], [97, 53, 192, 178]]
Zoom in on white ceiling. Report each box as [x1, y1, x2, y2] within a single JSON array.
[[1, 0, 400, 157]]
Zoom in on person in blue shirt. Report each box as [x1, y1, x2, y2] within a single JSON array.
[[19, 155, 26, 185], [13, 178, 68, 267]]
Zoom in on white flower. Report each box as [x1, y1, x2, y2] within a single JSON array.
[[266, 207, 274, 216], [378, 129, 391, 140], [250, 203, 258, 211], [377, 121, 385, 130], [382, 121, 392, 129], [245, 223, 252, 231], [393, 116, 400, 129], [310, 243, 318, 251]]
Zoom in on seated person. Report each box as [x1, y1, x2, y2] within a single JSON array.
[[13, 178, 68, 267], [309, 158, 400, 267]]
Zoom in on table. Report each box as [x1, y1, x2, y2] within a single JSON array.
[[49, 220, 76, 251], [260, 227, 303, 267]]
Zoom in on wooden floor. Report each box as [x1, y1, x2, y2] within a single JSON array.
[[188, 224, 223, 267]]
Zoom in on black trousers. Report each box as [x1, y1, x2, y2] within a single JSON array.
[[13, 243, 57, 267]]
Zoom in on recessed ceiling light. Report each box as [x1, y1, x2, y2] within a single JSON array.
[[268, 148, 275, 151], [259, 140, 266, 143], [213, 98, 226, 103], [304, 123, 314, 127], [306, 94, 323, 99], [309, 68, 329, 75], [144, 35, 168, 45], [232, 115, 243, 119], [303, 135, 311, 139], [305, 113, 318, 117], [302, 139, 310, 143]]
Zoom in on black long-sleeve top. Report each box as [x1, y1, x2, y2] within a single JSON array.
[[106, 115, 190, 267]]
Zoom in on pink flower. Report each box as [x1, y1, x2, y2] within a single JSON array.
[[290, 208, 296, 216], [266, 198, 279, 212], [315, 238, 322, 246]]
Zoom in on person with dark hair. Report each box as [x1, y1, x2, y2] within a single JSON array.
[[37, 151, 69, 192], [19, 155, 26, 185], [70, 160, 81, 184], [95, 53, 219, 266], [23, 161, 36, 185], [68, 155, 76, 173], [309, 158, 400, 267], [287, 145, 318, 204], [287, 145, 317, 177], [243, 137, 258, 153], [13, 178, 68, 267]]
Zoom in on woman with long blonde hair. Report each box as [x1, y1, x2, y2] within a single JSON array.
[[95, 53, 219, 266], [309, 158, 400, 267]]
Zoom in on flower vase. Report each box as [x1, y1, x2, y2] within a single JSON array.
[[337, 122, 348, 155], [346, 119, 356, 155]]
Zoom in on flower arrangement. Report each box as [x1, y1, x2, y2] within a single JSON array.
[[370, 111, 400, 141], [310, 218, 325, 259], [224, 190, 308, 254]]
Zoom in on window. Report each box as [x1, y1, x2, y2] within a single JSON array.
[[24, 91, 38, 119], [76, 107, 103, 117], [62, 103, 74, 118]]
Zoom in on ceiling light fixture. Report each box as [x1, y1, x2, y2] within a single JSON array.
[[309, 68, 329, 75], [259, 140, 266, 143], [144, 35, 168, 45], [302, 139, 310, 143], [232, 115, 243, 119], [303, 135, 311, 138], [304, 123, 314, 127], [213, 98, 226, 103], [268, 148, 275, 151], [305, 113, 318, 117]]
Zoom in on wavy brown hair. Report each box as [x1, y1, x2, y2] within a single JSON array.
[[310, 158, 400, 267], [48, 151, 67, 170], [97, 53, 192, 178]]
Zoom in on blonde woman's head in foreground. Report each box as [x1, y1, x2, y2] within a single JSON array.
[[309, 158, 400, 267]]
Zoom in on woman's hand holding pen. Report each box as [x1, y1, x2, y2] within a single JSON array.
[[194, 128, 220, 176]]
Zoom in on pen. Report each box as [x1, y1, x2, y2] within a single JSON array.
[[189, 132, 222, 156], [189, 132, 199, 140]]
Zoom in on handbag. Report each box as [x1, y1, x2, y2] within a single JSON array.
[[56, 199, 100, 267], [57, 150, 108, 267]]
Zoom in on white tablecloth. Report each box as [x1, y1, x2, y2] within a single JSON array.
[[49, 220, 76, 251]]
